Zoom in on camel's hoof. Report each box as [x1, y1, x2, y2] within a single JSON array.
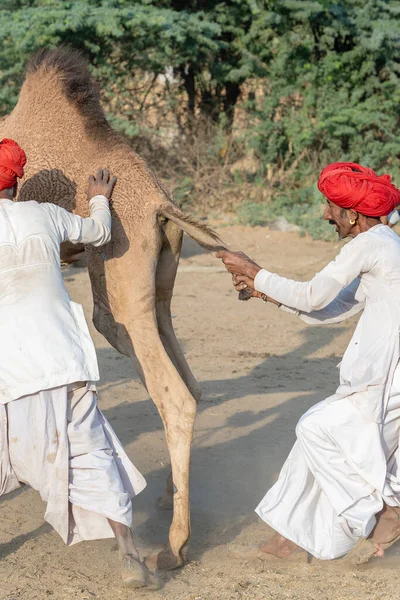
[[145, 546, 185, 572], [121, 554, 162, 589], [156, 493, 173, 511]]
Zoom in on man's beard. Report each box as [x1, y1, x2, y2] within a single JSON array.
[[329, 219, 345, 239]]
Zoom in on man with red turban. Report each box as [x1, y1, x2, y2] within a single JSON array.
[[0, 138, 27, 194], [217, 162, 400, 564], [0, 139, 159, 589]]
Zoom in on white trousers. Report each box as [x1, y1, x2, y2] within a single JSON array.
[[0, 384, 146, 545], [256, 367, 400, 560]]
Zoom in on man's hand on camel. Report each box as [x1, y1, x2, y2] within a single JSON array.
[[87, 168, 117, 201], [216, 250, 262, 279]]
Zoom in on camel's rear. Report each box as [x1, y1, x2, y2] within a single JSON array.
[[0, 47, 228, 327], [0, 48, 180, 327], [0, 47, 217, 569]]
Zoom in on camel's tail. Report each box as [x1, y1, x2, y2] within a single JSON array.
[[159, 206, 229, 253], [160, 205, 252, 301]]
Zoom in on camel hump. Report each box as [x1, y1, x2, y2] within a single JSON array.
[[27, 46, 105, 122]]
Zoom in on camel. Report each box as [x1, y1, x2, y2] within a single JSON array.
[[0, 47, 233, 571]]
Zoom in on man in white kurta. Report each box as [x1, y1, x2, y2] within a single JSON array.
[[217, 161, 400, 563], [0, 139, 158, 589]]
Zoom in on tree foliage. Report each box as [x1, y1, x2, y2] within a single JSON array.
[[0, 0, 272, 127], [0, 0, 399, 228], [247, 0, 400, 177]]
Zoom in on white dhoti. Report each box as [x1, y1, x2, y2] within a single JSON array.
[[256, 367, 400, 560], [0, 384, 146, 545]]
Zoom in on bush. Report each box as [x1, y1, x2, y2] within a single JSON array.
[[0, 0, 398, 240], [236, 186, 336, 241]]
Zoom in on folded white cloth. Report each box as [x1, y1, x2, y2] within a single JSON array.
[[1, 383, 146, 545]]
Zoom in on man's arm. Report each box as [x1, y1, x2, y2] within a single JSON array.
[[231, 272, 364, 324], [218, 233, 378, 314], [280, 277, 365, 324], [43, 169, 115, 246]]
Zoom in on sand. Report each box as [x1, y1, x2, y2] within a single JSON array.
[[1, 225, 399, 600]]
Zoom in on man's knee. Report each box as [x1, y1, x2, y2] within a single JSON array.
[[296, 406, 328, 440]]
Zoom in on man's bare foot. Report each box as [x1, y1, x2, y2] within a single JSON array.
[[348, 504, 400, 564], [121, 554, 162, 589], [107, 519, 162, 589], [369, 505, 400, 557], [259, 533, 299, 559]]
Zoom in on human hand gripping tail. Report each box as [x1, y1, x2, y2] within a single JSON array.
[[216, 250, 261, 301], [215, 250, 281, 305]]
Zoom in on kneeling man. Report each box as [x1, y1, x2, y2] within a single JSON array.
[[218, 162, 400, 564]]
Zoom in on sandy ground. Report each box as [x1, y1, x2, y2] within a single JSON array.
[[1, 225, 400, 600]]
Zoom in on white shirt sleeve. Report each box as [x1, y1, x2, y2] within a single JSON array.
[[254, 233, 379, 315], [279, 278, 365, 324], [43, 195, 111, 246]]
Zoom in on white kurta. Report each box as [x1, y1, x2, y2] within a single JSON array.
[[0, 195, 146, 542], [254, 224, 400, 559], [0, 195, 111, 403]]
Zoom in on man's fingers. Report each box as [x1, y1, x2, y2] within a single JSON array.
[[96, 168, 103, 181], [88, 175, 95, 185], [215, 250, 228, 259], [103, 169, 110, 183]]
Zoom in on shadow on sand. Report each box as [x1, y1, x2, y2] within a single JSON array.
[[0, 306, 346, 566], [94, 323, 345, 561]]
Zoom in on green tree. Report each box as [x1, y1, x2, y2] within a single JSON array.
[[0, 0, 275, 129], [1, 0, 399, 233], [247, 0, 400, 177]]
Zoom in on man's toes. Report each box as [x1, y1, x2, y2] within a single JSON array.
[[374, 544, 384, 558], [121, 555, 146, 588], [121, 554, 162, 589]]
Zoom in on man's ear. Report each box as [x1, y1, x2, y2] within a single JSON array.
[[348, 209, 358, 223], [13, 183, 18, 199]]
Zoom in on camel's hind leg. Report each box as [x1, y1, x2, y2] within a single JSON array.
[[126, 313, 197, 570], [89, 243, 197, 570], [155, 220, 201, 512], [156, 219, 201, 402]]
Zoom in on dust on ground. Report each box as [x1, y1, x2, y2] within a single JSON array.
[[1, 225, 399, 600]]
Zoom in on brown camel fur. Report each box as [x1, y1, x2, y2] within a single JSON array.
[[0, 47, 229, 571]]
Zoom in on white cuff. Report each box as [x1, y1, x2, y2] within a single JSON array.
[[89, 194, 109, 206], [254, 269, 273, 294]]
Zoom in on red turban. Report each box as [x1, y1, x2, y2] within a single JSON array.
[[318, 162, 400, 217], [0, 138, 27, 191]]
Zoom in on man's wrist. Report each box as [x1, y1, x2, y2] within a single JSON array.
[[247, 264, 262, 279], [89, 194, 109, 204]]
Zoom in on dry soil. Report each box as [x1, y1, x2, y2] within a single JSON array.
[[1, 225, 399, 600]]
